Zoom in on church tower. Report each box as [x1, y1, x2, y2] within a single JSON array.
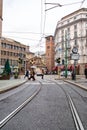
[[45, 35, 55, 72], [0, 0, 3, 37]]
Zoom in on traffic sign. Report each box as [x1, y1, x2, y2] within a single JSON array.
[[71, 53, 80, 60]]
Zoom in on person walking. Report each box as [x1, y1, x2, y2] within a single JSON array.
[[84, 68, 87, 79], [41, 69, 44, 79], [28, 68, 35, 81], [24, 70, 29, 79]]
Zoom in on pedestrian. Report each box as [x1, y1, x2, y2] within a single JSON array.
[[71, 70, 75, 80], [41, 69, 44, 79], [28, 68, 35, 81], [24, 70, 29, 79], [84, 68, 87, 79]]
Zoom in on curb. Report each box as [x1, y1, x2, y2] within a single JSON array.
[[0, 80, 28, 94], [64, 80, 87, 91]]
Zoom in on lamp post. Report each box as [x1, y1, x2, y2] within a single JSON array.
[[0, 37, 1, 67], [71, 47, 79, 80], [65, 30, 68, 78]]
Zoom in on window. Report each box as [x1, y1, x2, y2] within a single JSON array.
[[47, 46, 50, 49], [1, 42, 6, 48], [1, 59, 6, 65], [67, 27, 70, 32], [74, 31, 77, 38], [74, 39, 77, 45], [74, 16, 77, 20], [67, 20, 69, 23], [74, 24, 77, 30], [61, 30, 64, 35]]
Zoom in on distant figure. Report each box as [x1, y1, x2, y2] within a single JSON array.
[[28, 68, 35, 81], [84, 68, 87, 79], [24, 70, 29, 79], [41, 69, 44, 79]]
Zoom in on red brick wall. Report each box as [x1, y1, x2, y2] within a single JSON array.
[[45, 36, 55, 72]]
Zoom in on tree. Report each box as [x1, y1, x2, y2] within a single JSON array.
[[3, 59, 11, 75]]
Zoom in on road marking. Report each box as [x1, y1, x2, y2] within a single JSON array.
[[42, 83, 55, 84], [25, 82, 40, 85]]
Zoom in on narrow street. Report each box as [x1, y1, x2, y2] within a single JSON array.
[[0, 75, 87, 130]]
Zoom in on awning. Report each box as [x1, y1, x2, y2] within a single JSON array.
[[52, 66, 58, 71], [31, 66, 36, 69], [60, 65, 65, 70], [85, 64, 87, 68]]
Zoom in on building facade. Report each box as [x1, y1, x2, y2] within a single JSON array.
[[0, 0, 3, 37], [0, 37, 26, 73], [45, 35, 55, 73], [54, 8, 87, 74]]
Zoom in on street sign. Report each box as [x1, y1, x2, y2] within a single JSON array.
[[71, 53, 80, 60]]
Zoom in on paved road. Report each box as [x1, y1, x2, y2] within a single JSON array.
[[0, 76, 87, 130]]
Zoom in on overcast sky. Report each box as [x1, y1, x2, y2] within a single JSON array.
[[2, 0, 87, 52]]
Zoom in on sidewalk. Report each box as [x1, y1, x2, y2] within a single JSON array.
[[62, 75, 87, 91], [54, 74, 87, 91], [64, 78, 87, 91], [0, 75, 28, 93]]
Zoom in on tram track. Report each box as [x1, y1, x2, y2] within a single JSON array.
[[0, 81, 42, 129], [0, 79, 86, 129], [63, 82, 87, 104], [57, 83, 85, 130], [44, 79, 85, 130]]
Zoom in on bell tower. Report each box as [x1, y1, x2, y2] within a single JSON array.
[[0, 0, 3, 37]]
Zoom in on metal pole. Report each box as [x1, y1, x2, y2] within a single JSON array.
[[74, 60, 76, 80], [65, 30, 67, 78]]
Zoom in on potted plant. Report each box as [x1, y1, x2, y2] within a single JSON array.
[[14, 71, 19, 79]]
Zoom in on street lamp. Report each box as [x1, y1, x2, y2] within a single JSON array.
[[65, 30, 68, 78], [71, 47, 79, 80]]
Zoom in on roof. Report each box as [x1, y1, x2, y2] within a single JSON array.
[[1, 37, 25, 45], [61, 8, 87, 20]]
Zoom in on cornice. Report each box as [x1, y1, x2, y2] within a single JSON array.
[[55, 18, 87, 35]]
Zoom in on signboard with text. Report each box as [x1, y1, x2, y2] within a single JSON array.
[[71, 53, 80, 60]]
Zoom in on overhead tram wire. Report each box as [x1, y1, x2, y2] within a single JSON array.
[[2, 31, 42, 35], [80, 0, 85, 8], [39, 0, 43, 47], [37, 0, 44, 53], [4, 26, 87, 43], [45, 1, 84, 11], [42, 0, 46, 36], [2, 35, 40, 41], [37, 0, 47, 53]]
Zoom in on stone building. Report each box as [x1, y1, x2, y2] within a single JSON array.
[[0, 37, 27, 73], [54, 8, 87, 74], [0, 0, 3, 37]]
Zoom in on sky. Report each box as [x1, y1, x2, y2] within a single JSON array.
[[2, 0, 87, 53]]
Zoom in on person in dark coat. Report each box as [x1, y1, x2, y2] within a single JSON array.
[[84, 68, 87, 79], [28, 68, 35, 81], [41, 69, 44, 79], [24, 70, 29, 79]]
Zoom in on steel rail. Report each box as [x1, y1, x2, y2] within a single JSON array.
[[0, 85, 41, 128], [67, 94, 85, 130], [56, 80, 85, 130], [46, 79, 85, 130]]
